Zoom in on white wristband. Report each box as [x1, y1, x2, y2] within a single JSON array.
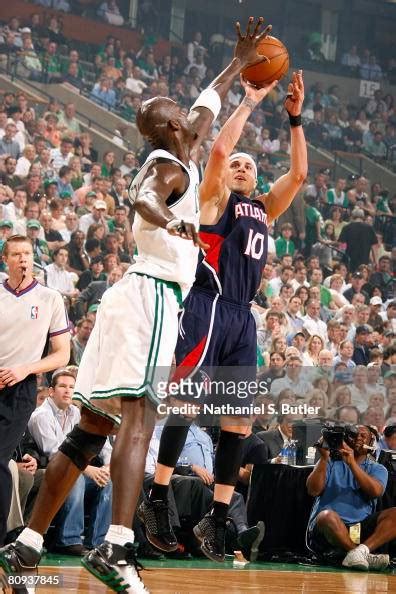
[[190, 88, 222, 121]]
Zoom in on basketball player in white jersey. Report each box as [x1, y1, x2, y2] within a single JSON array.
[[0, 17, 272, 594]]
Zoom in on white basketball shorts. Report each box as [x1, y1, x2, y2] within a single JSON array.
[[73, 272, 182, 425]]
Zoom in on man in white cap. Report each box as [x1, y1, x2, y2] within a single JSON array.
[[368, 296, 384, 328], [78, 199, 107, 235]]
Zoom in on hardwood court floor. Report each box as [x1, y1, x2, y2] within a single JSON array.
[[23, 557, 396, 593]]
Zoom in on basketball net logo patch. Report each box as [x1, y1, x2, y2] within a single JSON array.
[[31, 306, 39, 319]]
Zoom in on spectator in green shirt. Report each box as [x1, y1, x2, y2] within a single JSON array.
[[101, 151, 115, 178], [305, 195, 323, 256], [42, 41, 62, 83], [26, 220, 51, 266], [309, 267, 333, 308], [275, 223, 296, 258], [256, 158, 274, 195], [376, 190, 392, 214], [61, 49, 85, 79]]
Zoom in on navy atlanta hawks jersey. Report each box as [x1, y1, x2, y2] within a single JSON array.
[[194, 192, 268, 303]]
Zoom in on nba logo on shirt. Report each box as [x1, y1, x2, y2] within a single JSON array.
[[31, 306, 39, 319]]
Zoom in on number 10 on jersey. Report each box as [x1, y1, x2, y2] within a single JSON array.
[[244, 229, 265, 260]]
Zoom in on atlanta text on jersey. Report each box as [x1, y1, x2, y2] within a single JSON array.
[[234, 202, 268, 224]]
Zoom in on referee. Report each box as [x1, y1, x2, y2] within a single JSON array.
[[0, 235, 70, 545]]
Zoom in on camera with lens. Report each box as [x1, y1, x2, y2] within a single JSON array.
[[317, 422, 358, 461]]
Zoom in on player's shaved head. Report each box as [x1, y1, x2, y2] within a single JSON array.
[[136, 97, 179, 147]]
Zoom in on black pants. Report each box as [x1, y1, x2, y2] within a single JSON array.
[[0, 376, 37, 545], [170, 475, 213, 525]]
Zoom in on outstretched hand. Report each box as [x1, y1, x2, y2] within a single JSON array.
[[284, 70, 304, 116], [234, 16, 272, 69], [240, 74, 278, 104]]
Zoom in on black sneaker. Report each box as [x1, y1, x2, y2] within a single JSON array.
[[81, 540, 149, 593], [0, 541, 41, 594], [237, 521, 265, 562], [193, 513, 226, 562], [137, 500, 178, 552], [0, 541, 41, 574]]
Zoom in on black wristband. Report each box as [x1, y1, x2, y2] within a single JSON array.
[[288, 113, 302, 127]]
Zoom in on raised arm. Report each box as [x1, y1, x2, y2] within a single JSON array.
[[188, 17, 272, 160], [258, 70, 308, 224], [200, 77, 278, 206]]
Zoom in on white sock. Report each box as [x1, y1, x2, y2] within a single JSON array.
[[105, 524, 134, 547], [17, 527, 44, 553], [352, 544, 369, 554]]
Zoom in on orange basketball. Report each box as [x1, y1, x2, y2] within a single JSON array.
[[242, 36, 289, 87]]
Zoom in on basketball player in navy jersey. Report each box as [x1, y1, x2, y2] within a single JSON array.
[[0, 18, 273, 594], [139, 71, 307, 562]]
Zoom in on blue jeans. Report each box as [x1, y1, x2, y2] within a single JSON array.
[[55, 474, 112, 548]]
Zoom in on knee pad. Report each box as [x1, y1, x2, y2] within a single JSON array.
[[59, 425, 107, 471]]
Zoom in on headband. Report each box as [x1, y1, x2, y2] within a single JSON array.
[[229, 152, 257, 179]]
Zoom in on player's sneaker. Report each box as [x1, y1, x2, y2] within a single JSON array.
[[342, 544, 369, 570], [367, 553, 390, 571], [137, 500, 178, 552], [0, 541, 41, 574], [193, 513, 226, 562], [237, 521, 265, 562], [0, 541, 41, 594], [81, 540, 149, 593]]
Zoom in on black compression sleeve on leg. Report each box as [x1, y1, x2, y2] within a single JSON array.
[[214, 430, 245, 486], [59, 425, 107, 471], [157, 414, 192, 468]]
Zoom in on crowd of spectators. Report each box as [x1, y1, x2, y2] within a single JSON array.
[[1, 13, 395, 171], [302, 83, 396, 167], [0, 8, 395, 563], [305, 40, 395, 83], [340, 45, 396, 84]]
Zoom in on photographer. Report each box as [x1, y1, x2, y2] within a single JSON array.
[[306, 425, 396, 570]]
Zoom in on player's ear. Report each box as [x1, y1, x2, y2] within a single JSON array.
[[169, 119, 180, 131]]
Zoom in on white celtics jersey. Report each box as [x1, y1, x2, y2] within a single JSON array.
[[128, 149, 200, 295]]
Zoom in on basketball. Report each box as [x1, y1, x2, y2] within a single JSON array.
[[242, 36, 289, 87]]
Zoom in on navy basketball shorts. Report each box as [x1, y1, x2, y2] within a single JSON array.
[[170, 287, 258, 410]]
